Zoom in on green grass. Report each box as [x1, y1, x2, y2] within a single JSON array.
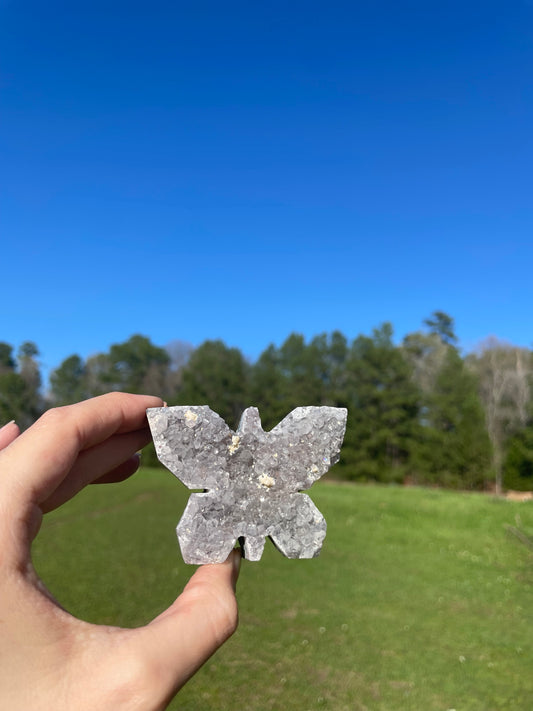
[[33, 469, 533, 711]]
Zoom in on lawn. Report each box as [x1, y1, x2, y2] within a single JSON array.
[[33, 469, 533, 711]]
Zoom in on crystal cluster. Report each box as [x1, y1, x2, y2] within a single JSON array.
[[146, 405, 347, 563]]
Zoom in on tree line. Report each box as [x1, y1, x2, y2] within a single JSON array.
[[1, 312, 532, 493]]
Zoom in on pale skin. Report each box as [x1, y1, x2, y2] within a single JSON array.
[[0, 393, 240, 711]]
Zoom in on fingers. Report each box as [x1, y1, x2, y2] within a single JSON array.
[[40, 429, 149, 512], [0, 393, 163, 510], [0, 421, 20, 450], [91, 453, 141, 485], [134, 550, 241, 700]]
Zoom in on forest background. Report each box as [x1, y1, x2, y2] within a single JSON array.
[[2, 310, 532, 495]]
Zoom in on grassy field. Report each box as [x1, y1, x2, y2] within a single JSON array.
[[33, 469, 533, 711]]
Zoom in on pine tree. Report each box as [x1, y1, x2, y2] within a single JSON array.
[[0, 341, 43, 428], [342, 324, 421, 482], [175, 340, 250, 429], [416, 347, 491, 489], [50, 354, 88, 405]]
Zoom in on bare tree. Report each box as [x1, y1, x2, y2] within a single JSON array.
[[401, 331, 449, 395], [469, 337, 532, 495], [165, 340, 193, 372], [164, 340, 194, 397]]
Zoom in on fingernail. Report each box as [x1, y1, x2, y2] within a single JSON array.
[[0, 420, 16, 431], [231, 549, 241, 589]]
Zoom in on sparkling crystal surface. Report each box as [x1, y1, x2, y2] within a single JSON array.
[[146, 405, 347, 563]]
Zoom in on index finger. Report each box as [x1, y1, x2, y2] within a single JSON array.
[[0, 392, 163, 508], [0, 421, 20, 450]]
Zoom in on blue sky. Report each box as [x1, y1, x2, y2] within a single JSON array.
[[1, 0, 533, 380]]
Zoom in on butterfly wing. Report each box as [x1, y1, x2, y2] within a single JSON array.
[[267, 406, 347, 490], [147, 405, 233, 490]]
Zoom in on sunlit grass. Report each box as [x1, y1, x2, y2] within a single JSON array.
[[34, 469, 533, 710]]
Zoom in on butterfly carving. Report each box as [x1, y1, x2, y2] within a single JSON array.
[[147, 405, 347, 563]]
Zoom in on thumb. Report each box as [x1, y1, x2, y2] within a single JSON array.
[[134, 550, 241, 697]]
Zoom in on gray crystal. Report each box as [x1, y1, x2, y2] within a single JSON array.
[[146, 405, 347, 564]]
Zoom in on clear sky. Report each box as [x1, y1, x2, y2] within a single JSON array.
[[1, 0, 532, 380]]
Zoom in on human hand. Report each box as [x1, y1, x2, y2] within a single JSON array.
[[0, 418, 19, 450], [0, 393, 240, 711]]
